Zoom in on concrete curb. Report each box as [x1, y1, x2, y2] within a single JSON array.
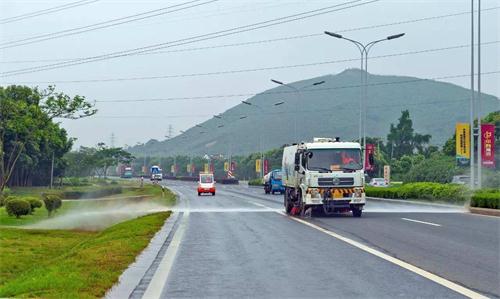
[[367, 197, 464, 208], [105, 212, 179, 299], [468, 207, 500, 217]]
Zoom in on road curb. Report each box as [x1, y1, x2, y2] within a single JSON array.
[[468, 207, 500, 217], [367, 197, 464, 208], [105, 212, 179, 299]]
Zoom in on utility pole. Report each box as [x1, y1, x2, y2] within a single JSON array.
[[470, 0, 475, 190], [50, 152, 54, 189], [110, 133, 115, 147], [477, 0, 482, 188]]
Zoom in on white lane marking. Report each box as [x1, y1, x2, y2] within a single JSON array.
[[280, 211, 487, 299], [141, 211, 190, 299], [401, 218, 442, 227]]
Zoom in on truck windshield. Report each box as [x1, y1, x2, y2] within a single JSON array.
[[307, 149, 362, 171], [273, 172, 283, 180]]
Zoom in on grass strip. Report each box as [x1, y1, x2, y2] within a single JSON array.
[[0, 212, 170, 298]]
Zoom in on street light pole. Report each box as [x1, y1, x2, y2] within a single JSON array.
[[242, 100, 285, 177], [477, 0, 482, 188], [470, 0, 475, 190], [270, 79, 325, 142], [324, 31, 405, 169]]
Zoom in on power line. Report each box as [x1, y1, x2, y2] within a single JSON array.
[[0, 0, 377, 77], [7, 41, 499, 85], [94, 98, 472, 119], [0, 5, 497, 64], [0, 0, 217, 49], [87, 70, 500, 104], [0, 0, 100, 24]]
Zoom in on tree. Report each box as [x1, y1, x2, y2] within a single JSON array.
[[386, 110, 431, 159], [94, 143, 135, 178], [0, 85, 96, 193]]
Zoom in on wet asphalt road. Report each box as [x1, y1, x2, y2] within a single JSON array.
[[152, 180, 499, 298]]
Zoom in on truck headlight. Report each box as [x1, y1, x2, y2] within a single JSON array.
[[354, 187, 362, 197], [308, 188, 319, 197]]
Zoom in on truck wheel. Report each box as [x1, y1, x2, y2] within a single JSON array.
[[284, 191, 292, 214], [352, 207, 362, 217], [198, 192, 201, 196], [212, 192, 216, 196]]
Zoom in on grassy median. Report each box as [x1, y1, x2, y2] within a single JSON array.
[[0, 212, 170, 298]]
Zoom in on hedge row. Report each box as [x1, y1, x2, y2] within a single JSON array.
[[248, 178, 263, 186], [61, 186, 123, 199], [470, 189, 500, 209], [365, 182, 469, 204]]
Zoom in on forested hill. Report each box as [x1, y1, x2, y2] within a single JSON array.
[[129, 69, 499, 156]]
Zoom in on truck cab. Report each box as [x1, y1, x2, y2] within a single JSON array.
[[264, 169, 285, 195], [282, 138, 366, 217], [150, 165, 162, 181]]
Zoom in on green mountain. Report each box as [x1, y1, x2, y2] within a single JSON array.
[[129, 69, 499, 157]]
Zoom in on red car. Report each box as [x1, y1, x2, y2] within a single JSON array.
[[198, 173, 215, 196]]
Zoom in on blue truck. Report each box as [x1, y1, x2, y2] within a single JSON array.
[[264, 169, 285, 195]]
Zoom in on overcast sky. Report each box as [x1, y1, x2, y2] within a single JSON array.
[[1, 0, 499, 148]]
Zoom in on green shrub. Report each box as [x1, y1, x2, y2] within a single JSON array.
[[248, 178, 263, 186], [24, 197, 43, 214], [43, 194, 62, 217], [365, 182, 468, 204], [62, 186, 122, 199], [5, 199, 31, 218], [110, 180, 118, 185], [471, 190, 500, 209]]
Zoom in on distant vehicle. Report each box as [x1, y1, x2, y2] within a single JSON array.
[[264, 169, 285, 195], [368, 178, 388, 187], [451, 175, 470, 185], [150, 165, 163, 181], [282, 137, 366, 217], [198, 172, 215, 196], [121, 167, 133, 179]]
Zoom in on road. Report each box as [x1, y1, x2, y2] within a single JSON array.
[[136, 180, 499, 298]]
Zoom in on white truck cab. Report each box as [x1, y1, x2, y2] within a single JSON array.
[[282, 137, 365, 217]]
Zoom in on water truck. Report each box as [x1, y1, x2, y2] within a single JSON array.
[[282, 137, 366, 217]]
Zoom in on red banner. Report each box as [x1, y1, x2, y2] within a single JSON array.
[[364, 144, 375, 171], [230, 161, 236, 171], [264, 159, 269, 174], [191, 164, 196, 174], [209, 163, 214, 173], [481, 124, 495, 168]]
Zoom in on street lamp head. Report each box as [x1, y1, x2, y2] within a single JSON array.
[[217, 124, 224, 128], [387, 33, 405, 40], [313, 80, 325, 86], [274, 101, 285, 106], [241, 100, 252, 105], [324, 31, 342, 39], [213, 114, 222, 119], [199, 131, 206, 134], [271, 79, 284, 85], [239, 115, 247, 119], [195, 124, 203, 128]]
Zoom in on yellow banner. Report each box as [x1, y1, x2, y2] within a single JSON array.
[[255, 159, 261, 173], [224, 162, 229, 172], [186, 164, 191, 172], [456, 123, 470, 159], [204, 163, 209, 173]]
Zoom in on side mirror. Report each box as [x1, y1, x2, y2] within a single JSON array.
[[294, 165, 300, 171]]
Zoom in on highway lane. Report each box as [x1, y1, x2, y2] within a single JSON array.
[[138, 180, 499, 298], [222, 183, 500, 298]]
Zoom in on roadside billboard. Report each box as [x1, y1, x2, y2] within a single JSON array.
[[264, 159, 269, 174], [481, 124, 495, 168], [255, 159, 261, 173], [204, 163, 209, 173], [365, 143, 375, 171], [455, 123, 470, 166], [383, 165, 390, 184], [224, 162, 229, 172]]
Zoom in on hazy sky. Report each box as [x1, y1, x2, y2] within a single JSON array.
[[1, 0, 499, 148]]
